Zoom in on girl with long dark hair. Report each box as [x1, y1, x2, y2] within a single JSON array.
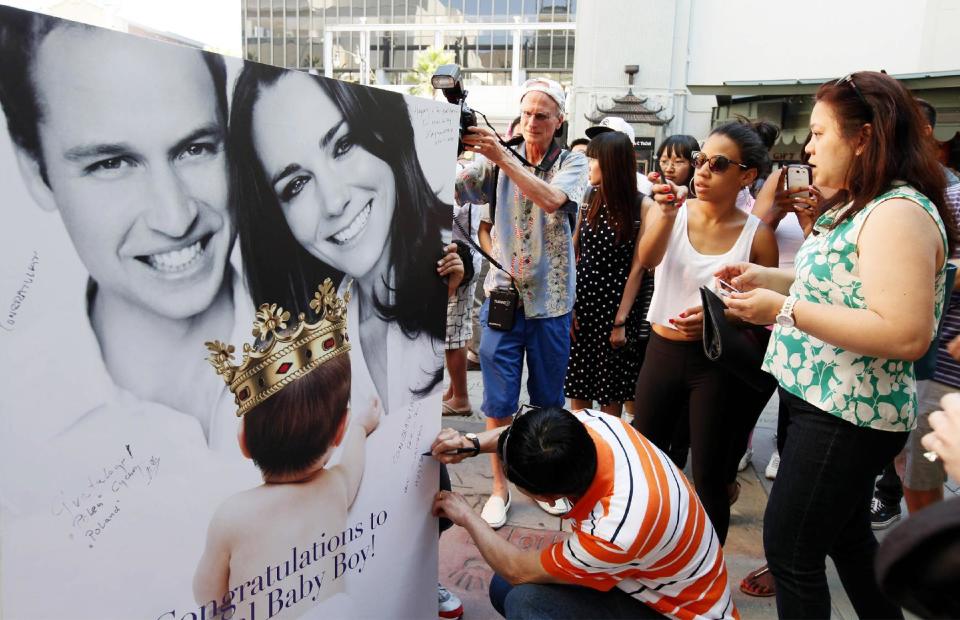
[[721, 71, 958, 618], [229, 64, 458, 412], [565, 131, 648, 416]]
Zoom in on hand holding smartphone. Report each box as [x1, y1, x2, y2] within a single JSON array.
[[784, 164, 812, 200], [716, 278, 741, 297]]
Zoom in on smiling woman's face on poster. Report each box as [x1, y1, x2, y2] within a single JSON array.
[[251, 71, 397, 282]]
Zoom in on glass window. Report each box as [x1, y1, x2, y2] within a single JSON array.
[[241, 0, 575, 73]]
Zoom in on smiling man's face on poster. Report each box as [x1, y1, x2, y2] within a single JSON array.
[[19, 26, 233, 320]]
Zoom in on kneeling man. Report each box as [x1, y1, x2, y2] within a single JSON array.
[[430, 406, 738, 620]]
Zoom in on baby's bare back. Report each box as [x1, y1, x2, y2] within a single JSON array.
[[219, 473, 356, 619]]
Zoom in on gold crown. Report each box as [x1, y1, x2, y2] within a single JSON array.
[[205, 279, 351, 417]]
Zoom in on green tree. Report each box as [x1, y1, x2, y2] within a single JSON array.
[[405, 46, 455, 98]]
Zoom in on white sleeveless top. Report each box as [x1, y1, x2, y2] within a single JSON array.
[[646, 207, 761, 330], [774, 212, 805, 270]]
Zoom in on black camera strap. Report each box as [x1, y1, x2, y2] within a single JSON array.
[[489, 140, 566, 226], [455, 217, 520, 331], [458, 114, 566, 297], [453, 217, 518, 294], [475, 111, 561, 175]]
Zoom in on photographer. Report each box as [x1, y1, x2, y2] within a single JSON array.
[[455, 78, 588, 527]]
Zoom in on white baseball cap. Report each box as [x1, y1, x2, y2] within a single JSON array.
[[585, 116, 636, 143], [520, 78, 565, 114]]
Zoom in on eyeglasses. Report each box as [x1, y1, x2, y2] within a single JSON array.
[[691, 151, 749, 173], [520, 109, 557, 123], [835, 73, 873, 118], [497, 404, 542, 491]]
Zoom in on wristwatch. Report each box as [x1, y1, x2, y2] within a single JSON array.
[[463, 432, 481, 457], [776, 296, 798, 328]]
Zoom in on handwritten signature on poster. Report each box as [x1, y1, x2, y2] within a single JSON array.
[[392, 400, 427, 495], [49, 444, 160, 548], [409, 103, 458, 149], [2, 251, 39, 333]]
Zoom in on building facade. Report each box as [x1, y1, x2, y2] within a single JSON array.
[[687, 0, 960, 168], [240, 0, 960, 170], [242, 0, 577, 86]]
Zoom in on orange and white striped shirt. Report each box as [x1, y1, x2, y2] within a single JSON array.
[[540, 410, 738, 620]]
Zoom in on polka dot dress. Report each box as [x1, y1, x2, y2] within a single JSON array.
[[565, 206, 647, 405]]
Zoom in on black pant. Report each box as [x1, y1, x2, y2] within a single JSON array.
[[723, 374, 777, 484], [439, 463, 453, 535], [764, 389, 907, 619], [875, 461, 904, 506], [632, 333, 734, 543]]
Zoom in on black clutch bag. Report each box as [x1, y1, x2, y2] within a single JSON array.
[[699, 286, 777, 393]]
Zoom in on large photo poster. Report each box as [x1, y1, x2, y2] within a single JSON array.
[[0, 5, 459, 618]]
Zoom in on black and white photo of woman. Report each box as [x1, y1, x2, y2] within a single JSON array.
[[229, 64, 460, 414]]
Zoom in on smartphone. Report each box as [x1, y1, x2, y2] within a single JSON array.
[[784, 164, 812, 200], [716, 278, 740, 297]]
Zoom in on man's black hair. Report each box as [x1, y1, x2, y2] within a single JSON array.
[[497, 406, 597, 497], [569, 137, 590, 149], [916, 98, 937, 128], [0, 5, 227, 184]]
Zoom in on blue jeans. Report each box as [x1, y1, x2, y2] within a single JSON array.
[[489, 574, 664, 620], [478, 300, 572, 419], [765, 389, 908, 619]]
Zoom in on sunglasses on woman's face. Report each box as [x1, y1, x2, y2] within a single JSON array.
[[691, 151, 749, 174]]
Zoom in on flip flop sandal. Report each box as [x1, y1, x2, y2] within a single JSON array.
[[441, 401, 472, 416], [739, 565, 776, 598]]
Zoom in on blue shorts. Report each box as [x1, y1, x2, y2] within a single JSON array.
[[478, 300, 572, 419]]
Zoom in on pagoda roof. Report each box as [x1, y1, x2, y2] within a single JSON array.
[[584, 88, 673, 126]]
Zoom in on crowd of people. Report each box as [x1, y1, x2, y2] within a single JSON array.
[[435, 71, 960, 619]]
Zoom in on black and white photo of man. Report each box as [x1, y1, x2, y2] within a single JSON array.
[[0, 8, 258, 617], [0, 7, 248, 450]]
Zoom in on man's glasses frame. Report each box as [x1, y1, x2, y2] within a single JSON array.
[[691, 151, 749, 174], [497, 404, 542, 492], [520, 109, 558, 123]]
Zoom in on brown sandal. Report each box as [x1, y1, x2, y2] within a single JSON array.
[[739, 564, 776, 598]]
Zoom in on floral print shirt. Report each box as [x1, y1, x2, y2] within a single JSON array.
[[762, 184, 949, 432], [456, 144, 588, 318]]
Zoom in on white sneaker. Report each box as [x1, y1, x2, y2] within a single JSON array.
[[765, 451, 780, 480], [737, 448, 753, 472], [480, 492, 511, 529], [537, 497, 572, 516], [439, 583, 463, 619]]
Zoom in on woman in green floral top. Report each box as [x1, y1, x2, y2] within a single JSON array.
[[717, 71, 959, 619]]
